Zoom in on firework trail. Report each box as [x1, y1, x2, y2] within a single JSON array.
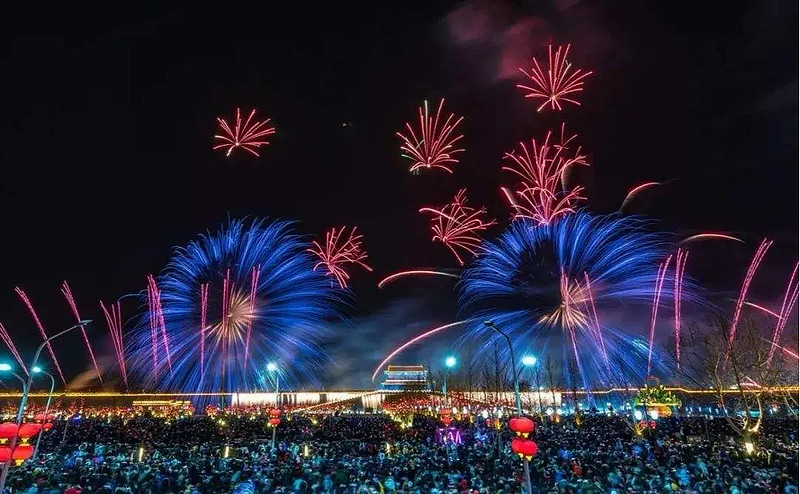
[[619, 182, 661, 211], [127, 219, 341, 393], [147, 275, 173, 377], [243, 265, 261, 370], [308, 226, 373, 289], [763, 338, 799, 360], [214, 108, 276, 157], [582, 272, 608, 370], [100, 300, 127, 388], [680, 233, 744, 244], [420, 189, 496, 266], [0, 322, 27, 374], [199, 283, 209, 379], [647, 255, 673, 375], [377, 270, 461, 289], [396, 99, 464, 174], [371, 319, 472, 381], [725, 238, 772, 362], [60, 281, 102, 383], [502, 124, 588, 225], [742, 301, 785, 320], [517, 44, 593, 112], [459, 214, 682, 386], [673, 249, 689, 368], [767, 263, 799, 364], [14, 287, 66, 385]]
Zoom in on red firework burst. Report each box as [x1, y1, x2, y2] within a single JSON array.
[[396, 99, 464, 174], [419, 189, 496, 266], [213, 108, 276, 157], [309, 227, 373, 288], [518, 44, 593, 112], [502, 124, 589, 225]]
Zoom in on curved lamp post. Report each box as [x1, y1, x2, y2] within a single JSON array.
[[31, 367, 55, 460], [0, 320, 90, 491]]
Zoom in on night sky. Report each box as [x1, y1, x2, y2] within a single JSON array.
[[2, 0, 797, 388]]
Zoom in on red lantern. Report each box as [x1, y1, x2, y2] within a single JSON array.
[[638, 420, 647, 429], [0, 423, 18, 444], [0, 446, 11, 462], [440, 408, 451, 417], [268, 418, 281, 427], [42, 423, 53, 431], [509, 417, 535, 437], [510, 437, 538, 460], [46, 414, 55, 421], [11, 444, 33, 465], [269, 409, 281, 418], [16, 423, 42, 443], [649, 420, 656, 429], [441, 417, 451, 426], [33, 414, 46, 423]]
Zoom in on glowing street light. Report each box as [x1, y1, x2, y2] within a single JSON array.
[[266, 362, 278, 373], [445, 356, 457, 368], [521, 355, 537, 366], [443, 356, 457, 406]]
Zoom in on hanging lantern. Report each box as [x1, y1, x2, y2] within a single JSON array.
[[0, 423, 18, 444], [46, 414, 55, 422], [268, 418, 281, 427], [42, 423, 53, 431], [11, 444, 33, 465], [441, 417, 452, 426], [269, 409, 281, 419], [0, 446, 11, 463], [16, 424, 42, 443], [510, 437, 538, 460], [508, 417, 535, 437], [33, 414, 46, 423]]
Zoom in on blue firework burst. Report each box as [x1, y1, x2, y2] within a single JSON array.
[[459, 213, 688, 386], [128, 219, 342, 393]]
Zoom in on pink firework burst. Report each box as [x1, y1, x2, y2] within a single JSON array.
[[502, 123, 589, 225], [308, 227, 373, 289], [517, 44, 593, 112], [213, 108, 276, 157], [419, 189, 496, 266], [396, 99, 464, 174]]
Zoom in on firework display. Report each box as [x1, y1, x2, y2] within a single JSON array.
[[213, 108, 276, 157], [100, 300, 127, 388], [61, 281, 102, 383], [458, 214, 681, 385], [502, 124, 588, 225], [396, 99, 464, 174], [308, 227, 373, 289], [126, 219, 341, 393], [420, 189, 496, 266], [14, 287, 66, 385], [517, 44, 593, 112]]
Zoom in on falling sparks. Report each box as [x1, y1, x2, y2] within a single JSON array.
[[419, 189, 496, 266], [767, 263, 799, 364], [61, 281, 102, 383], [396, 99, 464, 174], [725, 239, 772, 362], [0, 322, 27, 375], [309, 226, 373, 288], [517, 44, 593, 112], [243, 265, 261, 370], [213, 108, 276, 157], [502, 124, 588, 225], [100, 300, 127, 389], [199, 283, 209, 380], [583, 272, 609, 370], [674, 249, 689, 368], [377, 270, 461, 289], [15, 287, 66, 385], [647, 255, 673, 375]]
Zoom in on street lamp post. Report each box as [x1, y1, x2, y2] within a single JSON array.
[[0, 320, 90, 492], [521, 355, 541, 418], [443, 356, 456, 407], [267, 363, 280, 451], [483, 321, 532, 494], [32, 367, 55, 460]]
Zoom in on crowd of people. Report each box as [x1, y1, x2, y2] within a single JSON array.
[[1, 406, 797, 493]]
